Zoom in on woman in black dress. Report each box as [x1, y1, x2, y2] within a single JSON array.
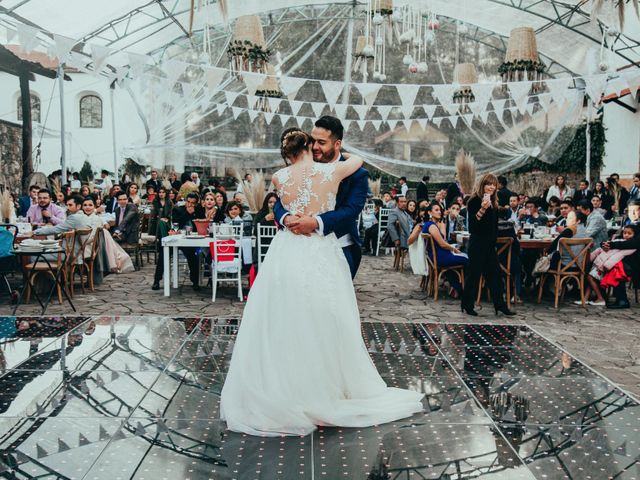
[[461, 174, 515, 316]]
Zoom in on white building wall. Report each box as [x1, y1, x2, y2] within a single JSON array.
[[602, 94, 640, 179], [0, 71, 148, 177]]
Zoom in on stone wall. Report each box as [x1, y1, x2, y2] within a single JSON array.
[[0, 119, 22, 195]]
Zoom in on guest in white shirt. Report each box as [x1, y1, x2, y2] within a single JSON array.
[[546, 175, 574, 202], [399, 177, 409, 198]]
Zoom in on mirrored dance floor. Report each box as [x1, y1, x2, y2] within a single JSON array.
[[0, 316, 638, 479]]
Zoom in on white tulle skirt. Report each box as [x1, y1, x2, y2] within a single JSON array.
[[220, 230, 424, 436]]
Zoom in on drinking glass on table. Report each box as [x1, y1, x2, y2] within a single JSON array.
[[185, 225, 192, 236]]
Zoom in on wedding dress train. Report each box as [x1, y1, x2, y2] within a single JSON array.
[[220, 158, 424, 436]]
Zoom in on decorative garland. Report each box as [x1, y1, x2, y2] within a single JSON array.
[[255, 89, 283, 98], [227, 40, 271, 71]]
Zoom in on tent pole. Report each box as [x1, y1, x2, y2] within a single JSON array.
[[585, 103, 591, 184], [110, 86, 118, 177], [57, 63, 67, 185], [341, 1, 356, 104]]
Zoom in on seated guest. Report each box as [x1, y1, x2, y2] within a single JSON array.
[[546, 174, 574, 202], [624, 200, 640, 227], [387, 196, 412, 250], [556, 199, 574, 229], [104, 185, 122, 214], [55, 191, 68, 212], [145, 170, 162, 193], [82, 196, 110, 231], [94, 193, 106, 214], [362, 199, 383, 255], [233, 192, 251, 211], [577, 199, 608, 248], [591, 195, 609, 218], [213, 190, 227, 223], [142, 184, 157, 203], [113, 192, 139, 244], [407, 200, 418, 223], [382, 191, 395, 209], [149, 187, 173, 237], [126, 183, 142, 207], [19, 184, 40, 217], [445, 203, 465, 242], [421, 202, 468, 297], [497, 175, 516, 207], [600, 225, 640, 309], [507, 195, 521, 223], [497, 207, 522, 299], [26, 189, 66, 226], [574, 179, 593, 202], [546, 211, 589, 270], [591, 224, 638, 279], [168, 171, 181, 191], [155, 192, 205, 291], [519, 197, 548, 227], [224, 201, 253, 236], [80, 185, 91, 198], [202, 191, 218, 222], [546, 196, 561, 217], [594, 180, 613, 212], [407, 204, 428, 276], [253, 193, 278, 234], [32, 195, 91, 254]]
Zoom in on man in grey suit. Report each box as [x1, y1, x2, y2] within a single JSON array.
[[33, 195, 91, 261], [577, 199, 608, 247], [113, 192, 139, 244], [387, 196, 413, 249]]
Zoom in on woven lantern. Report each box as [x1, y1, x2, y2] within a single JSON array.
[[375, 0, 393, 16], [355, 36, 375, 58], [499, 27, 545, 91], [453, 63, 477, 105], [228, 15, 270, 77], [255, 65, 282, 112]]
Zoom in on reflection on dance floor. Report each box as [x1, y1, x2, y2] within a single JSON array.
[[0, 316, 638, 479]]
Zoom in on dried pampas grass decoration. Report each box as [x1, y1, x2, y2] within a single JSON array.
[[0, 189, 14, 222], [50, 176, 61, 196], [232, 170, 266, 213], [455, 148, 476, 195], [591, 0, 638, 29], [368, 178, 381, 199]]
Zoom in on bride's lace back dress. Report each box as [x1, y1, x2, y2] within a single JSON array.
[[220, 157, 424, 437]]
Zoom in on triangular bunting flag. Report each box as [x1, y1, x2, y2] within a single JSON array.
[[432, 116, 443, 128], [112, 429, 127, 441], [294, 116, 304, 128], [525, 102, 536, 115], [227, 339, 235, 354], [127, 52, 149, 78], [614, 441, 627, 456], [5, 26, 17, 44], [371, 120, 382, 130], [440, 393, 452, 412], [423, 104, 437, 119], [546, 77, 572, 105], [462, 402, 475, 416], [204, 68, 225, 95], [135, 422, 147, 437], [279, 114, 291, 126], [584, 74, 608, 105], [280, 76, 307, 100], [382, 339, 393, 353], [352, 104, 369, 119], [334, 104, 348, 119], [538, 94, 552, 112], [442, 103, 459, 116], [52, 34, 77, 63], [216, 103, 228, 116], [267, 97, 282, 113], [163, 59, 188, 85], [289, 100, 304, 116], [342, 120, 352, 131], [479, 109, 490, 124], [99, 425, 110, 441], [411, 343, 422, 356], [368, 338, 377, 352], [242, 72, 265, 97], [449, 115, 460, 129], [386, 119, 398, 131], [90, 43, 112, 75], [491, 99, 507, 116], [310, 102, 326, 118], [156, 418, 169, 434], [356, 120, 367, 131], [231, 107, 243, 120], [263, 111, 275, 125], [376, 105, 393, 121], [431, 84, 456, 106], [462, 113, 474, 126], [224, 91, 240, 107], [473, 83, 495, 107], [320, 80, 345, 107], [622, 69, 640, 96], [605, 76, 627, 97], [396, 84, 421, 110], [417, 118, 428, 130], [400, 104, 414, 119], [398, 341, 408, 355], [95, 374, 105, 387], [508, 81, 532, 111], [247, 109, 259, 122], [356, 82, 383, 105], [17, 24, 40, 53]]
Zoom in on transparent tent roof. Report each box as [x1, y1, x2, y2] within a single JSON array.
[[0, 0, 638, 76]]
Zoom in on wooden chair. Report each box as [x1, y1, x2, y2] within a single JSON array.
[[120, 213, 144, 270], [85, 227, 103, 291], [421, 233, 465, 302], [476, 237, 515, 309], [537, 237, 592, 309], [375, 208, 391, 256], [25, 230, 75, 305], [68, 228, 93, 296], [391, 221, 407, 272]]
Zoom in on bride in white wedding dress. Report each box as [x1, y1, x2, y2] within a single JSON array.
[[220, 130, 424, 437]]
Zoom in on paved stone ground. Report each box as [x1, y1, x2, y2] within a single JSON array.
[[2, 254, 639, 397]]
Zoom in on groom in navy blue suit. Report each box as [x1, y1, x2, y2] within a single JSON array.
[[273, 116, 368, 278]]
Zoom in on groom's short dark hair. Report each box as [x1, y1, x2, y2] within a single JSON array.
[[315, 116, 344, 141]]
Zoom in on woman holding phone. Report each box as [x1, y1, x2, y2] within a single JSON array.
[[461, 174, 515, 316]]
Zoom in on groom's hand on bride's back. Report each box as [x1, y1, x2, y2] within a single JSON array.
[[287, 215, 318, 236]]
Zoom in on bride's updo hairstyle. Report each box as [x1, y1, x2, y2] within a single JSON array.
[[280, 128, 312, 165]]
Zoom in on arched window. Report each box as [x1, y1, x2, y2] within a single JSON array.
[[16, 94, 41, 123], [79, 94, 102, 128]]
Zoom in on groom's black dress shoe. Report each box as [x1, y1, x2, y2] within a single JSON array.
[[151, 282, 160, 291], [606, 300, 630, 309], [192, 284, 201, 292]]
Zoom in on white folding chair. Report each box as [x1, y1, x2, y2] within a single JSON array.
[[211, 224, 243, 302], [375, 208, 391, 256], [257, 224, 278, 268]]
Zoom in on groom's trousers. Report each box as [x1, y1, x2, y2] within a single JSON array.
[[343, 245, 362, 279]]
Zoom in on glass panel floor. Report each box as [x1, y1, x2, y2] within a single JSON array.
[[0, 316, 638, 479]]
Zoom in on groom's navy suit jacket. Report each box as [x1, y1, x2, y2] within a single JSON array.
[[273, 154, 369, 278]]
